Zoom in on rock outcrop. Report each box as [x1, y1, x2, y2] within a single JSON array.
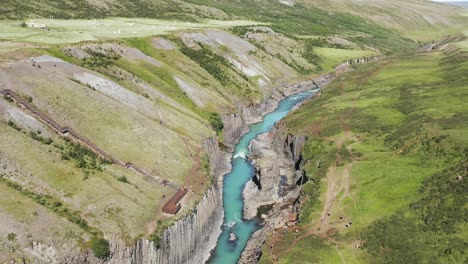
[[204, 137, 231, 177], [104, 185, 223, 264], [222, 113, 248, 148], [242, 126, 303, 220], [238, 229, 267, 264], [240, 126, 305, 264]]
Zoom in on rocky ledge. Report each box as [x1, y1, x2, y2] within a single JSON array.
[[239, 126, 306, 264]]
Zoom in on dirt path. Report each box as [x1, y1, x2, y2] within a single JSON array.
[[277, 128, 360, 260]]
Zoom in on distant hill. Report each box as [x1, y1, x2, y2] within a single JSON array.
[[297, 0, 468, 40], [1, 0, 466, 42], [445, 1, 468, 8]]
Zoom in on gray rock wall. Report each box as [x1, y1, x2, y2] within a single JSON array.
[[105, 185, 223, 264]]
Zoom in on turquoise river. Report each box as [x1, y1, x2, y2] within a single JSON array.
[[208, 89, 319, 264]]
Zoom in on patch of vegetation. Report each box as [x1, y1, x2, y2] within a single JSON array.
[[149, 232, 162, 248], [149, 219, 172, 249], [0, 174, 99, 236], [208, 112, 223, 135], [201, 154, 210, 175], [176, 39, 257, 99], [201, 153, 216, 184], [7, 120, 21, 131], [303, 39, 323, 68], [29, 131, 53, 145], [0, 0, 198, 21], [7, 232, 16, 241], [180, 43, 231, 85], [117, 175, 129, 183], [60, 139, 111, 171], [89, 236, 110, 259], [3, 95, 13, 102], [80, 48, 120, 69]]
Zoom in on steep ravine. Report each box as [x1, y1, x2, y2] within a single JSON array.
[[98, 80, 315, 264], [222, 57, 380, 148], [238, 57, 381, 263], [70, 56, 378, 264]]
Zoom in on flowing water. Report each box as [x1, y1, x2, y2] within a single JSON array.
[[208, 89, 319, 264]]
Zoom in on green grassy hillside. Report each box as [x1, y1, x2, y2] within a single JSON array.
[[299, 0, 468, 41], [3, 0, 465, 52], [187, 0, 418, 54], [262, 45, 468, 263], [0, 0, 227, 21]]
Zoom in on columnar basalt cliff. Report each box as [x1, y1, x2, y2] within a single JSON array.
[[204, 137, 232, 177], [101, 137, 231, 264], [20, 183, 225, 264], [106, 185, 223, 264], [222, 113, 248, 148], [243, 126, 305, 221]]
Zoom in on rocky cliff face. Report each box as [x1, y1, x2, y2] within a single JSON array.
[[222, 113, 248, 148], [222, 79, 317, 148], [35, 183, 224, 264], [102, 185, 223, 264], [203, 137, 231, 177], [240, 127, 305, 264], [242, 126, 305, 220], [224, 57, 380, 144]]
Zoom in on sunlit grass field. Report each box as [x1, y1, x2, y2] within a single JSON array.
[[0, 18, 262, 44], [267, 50, 468, 263], [314, 47, 380, 71]]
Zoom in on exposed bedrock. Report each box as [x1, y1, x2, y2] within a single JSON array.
[[240, 125, 306, 264], [242, 126, 305, 221], [204, 137, 232, 177], [222, 113, 248, 148], [100, 184, 224, 264]]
